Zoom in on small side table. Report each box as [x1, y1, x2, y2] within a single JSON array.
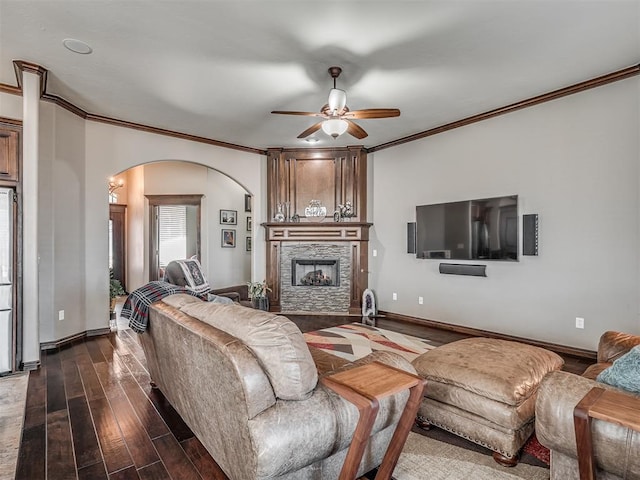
[[321, 361, 427, 480], [573, 386, 640, 480]]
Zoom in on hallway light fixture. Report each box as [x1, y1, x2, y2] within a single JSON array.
[[108, 177, 124, 194]]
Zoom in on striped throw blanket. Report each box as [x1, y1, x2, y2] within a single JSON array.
[[121, 281, 201, 334]]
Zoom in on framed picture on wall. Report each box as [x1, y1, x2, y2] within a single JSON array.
[[222, 229, 236, 248], [246, 236, 252, 252], [220, 209, 237, 225], [244, 194, 252, 212], [246, 216, 252, 231]]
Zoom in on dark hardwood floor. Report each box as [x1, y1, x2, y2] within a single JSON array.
[[16, 314, 592, 480]]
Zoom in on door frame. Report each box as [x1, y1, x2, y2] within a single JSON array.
[[109, 203, 127, 292]]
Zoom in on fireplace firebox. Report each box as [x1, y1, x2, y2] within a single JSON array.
[[292, 259, 340, 287]]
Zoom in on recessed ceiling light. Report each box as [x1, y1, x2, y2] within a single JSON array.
[[305, 138, 319, 143], [63, 38, 93, 55]]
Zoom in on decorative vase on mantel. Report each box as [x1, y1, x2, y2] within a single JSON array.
[[274, 203, 285, 222]]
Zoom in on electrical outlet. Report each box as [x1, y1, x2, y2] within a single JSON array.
[[392, 292, 397, 301], [373, 249, 378, 257], [575, 317, 584, 329], [58, 310, 65, 321], [418, 296, 424, 305]]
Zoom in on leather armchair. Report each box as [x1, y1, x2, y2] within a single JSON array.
[[535, 331, 640, 480]]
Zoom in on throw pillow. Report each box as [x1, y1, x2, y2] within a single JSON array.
[[596, 345, 640, 394]]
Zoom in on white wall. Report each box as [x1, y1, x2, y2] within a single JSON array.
[[370, 77, 640, 350], [126, 166, 145, 289], [0, 92, 22, 120], [84, 122, 265, 335], [136, 161, 251, 290], [1, 92, 264, 346], [38, 102, 87, 342]]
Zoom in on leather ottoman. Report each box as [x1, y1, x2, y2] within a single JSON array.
[[411, 337, 564, 466]]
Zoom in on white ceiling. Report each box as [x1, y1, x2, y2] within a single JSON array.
[[0, 1, 638, 151]]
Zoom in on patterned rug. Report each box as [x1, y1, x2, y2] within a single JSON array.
[[303, 323, 435, 362], [391, 431, 550, 480]]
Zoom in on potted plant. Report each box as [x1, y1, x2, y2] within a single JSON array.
[[109, 269, 126, 317], [247, 280, 271, 311]]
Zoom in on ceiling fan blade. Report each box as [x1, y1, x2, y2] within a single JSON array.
[[271, 110, 325, 117], [343, 108, 401, 119], [297, 122, 323, 138], [346, 120, 368, 139]]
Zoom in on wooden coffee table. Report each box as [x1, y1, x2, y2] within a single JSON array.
[[321, 361, 427, 480], [574, 386, 640, 480]]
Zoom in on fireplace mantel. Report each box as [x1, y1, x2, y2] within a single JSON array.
[[263, 222, 372, 314], [263, 222, 372, 241]]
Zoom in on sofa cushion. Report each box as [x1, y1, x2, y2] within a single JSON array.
[[596, 345, 640, 394], [179, 301, 318, 400]]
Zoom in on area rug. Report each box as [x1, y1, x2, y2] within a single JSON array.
[[304, 323, 435, 362], [0, 373, 29, 480], [392, 431, 550, 480]]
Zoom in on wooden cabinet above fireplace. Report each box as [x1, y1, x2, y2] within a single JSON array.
[[267, 146, 367, 222]]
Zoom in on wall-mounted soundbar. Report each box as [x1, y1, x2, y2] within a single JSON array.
[[439, 263, 487, 277]]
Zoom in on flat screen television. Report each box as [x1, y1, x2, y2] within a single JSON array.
[[415, 195, 518, 261]]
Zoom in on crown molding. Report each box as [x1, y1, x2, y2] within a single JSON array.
[[8, 61, 267, 156], [13, 60, 48, 97], [368, 62, 640, 153], [0, 116, 22, 128], [3, 60, 638, 156], [0, 83, 21, 96], [85, 113, 267, 155], [41, 92, 88, 118]]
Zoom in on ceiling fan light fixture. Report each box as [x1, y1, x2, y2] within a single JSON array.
[[322, 118, 348, 138], [327, 88, 346, 113]]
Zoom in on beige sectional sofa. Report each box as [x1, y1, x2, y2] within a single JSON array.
[[536, 331, 640, 479], [139, 294, 416, 479]]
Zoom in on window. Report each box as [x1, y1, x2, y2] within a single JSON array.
[[146, 195, 202, 281]]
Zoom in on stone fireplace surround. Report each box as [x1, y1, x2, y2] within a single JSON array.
[[263, 222, 372, 314], [282, 244, 349, 312]]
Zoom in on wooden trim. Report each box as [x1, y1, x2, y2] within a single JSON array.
[[9, 60, 265, 155], [0, 83, 22, 96], [378, 310, 597, 360], [13, 60, 48, 97], [86, 113, 266, 155], [20, 360, 41, 371], [0, 117, 22, 128], [42, 93, 88, 118], [6, 59, 637, 157], [368, 63, 640, 153], [145, 194, 203, 206], [40, 327, 111, 351]]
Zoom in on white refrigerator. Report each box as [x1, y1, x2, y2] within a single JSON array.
[[0, 187, 14, 374]]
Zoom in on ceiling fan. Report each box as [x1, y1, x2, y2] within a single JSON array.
[[271, 66, 401, 139]]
